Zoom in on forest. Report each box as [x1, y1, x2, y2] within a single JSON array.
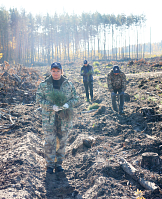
[[0, 7, 148, 65]]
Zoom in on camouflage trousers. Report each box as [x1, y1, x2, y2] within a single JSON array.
[[42, 111, 69, 169]]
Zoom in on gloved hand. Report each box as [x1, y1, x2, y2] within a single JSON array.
[[63, 103, 69, 109], [119, 91, 124, 95], [111, 92, 116, 96], [53, 105, 60, 112]]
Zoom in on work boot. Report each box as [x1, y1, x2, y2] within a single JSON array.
[[55, 166, 64, 173], [46, 167, 53, 174]]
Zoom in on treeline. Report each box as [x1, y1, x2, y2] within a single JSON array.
[[0, 7, 146, 65]]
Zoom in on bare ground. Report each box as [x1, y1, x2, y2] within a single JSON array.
[[0, 58, 162, 199]]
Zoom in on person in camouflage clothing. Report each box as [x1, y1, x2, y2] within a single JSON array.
[[107, 65, 126, 115], [36, 62, 78, 174]]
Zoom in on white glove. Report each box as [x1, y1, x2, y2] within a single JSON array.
[[63, 103, 69, 109], [53, 105, 60, 112]]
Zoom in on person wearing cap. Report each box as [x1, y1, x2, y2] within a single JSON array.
[[107, 65, 126, 115], [81, 60, 94, 102], [36, 62, 78, 174]]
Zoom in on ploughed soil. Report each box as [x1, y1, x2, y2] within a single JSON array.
[[0, 58, 162, 199]]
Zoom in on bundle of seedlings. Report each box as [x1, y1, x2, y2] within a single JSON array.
[[47, 89, 67, 106], [47, 90, 73, 120]]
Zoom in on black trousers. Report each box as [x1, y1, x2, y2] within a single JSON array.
[[84, 81, 93, 100], [111, 90, 124, 112]]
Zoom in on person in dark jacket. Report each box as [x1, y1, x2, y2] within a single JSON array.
[[81, 60, 94, 102], [107, 65, 126, 115]]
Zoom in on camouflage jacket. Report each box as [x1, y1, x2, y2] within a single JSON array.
[[36, 75, 79, 130], [107, 70, 126, 92]]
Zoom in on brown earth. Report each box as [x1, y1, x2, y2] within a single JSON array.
[[0, 58, 162, 199]]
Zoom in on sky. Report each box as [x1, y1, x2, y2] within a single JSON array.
[[1, 0, 162, 44]]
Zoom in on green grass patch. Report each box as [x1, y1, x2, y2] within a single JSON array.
[[93, 61, 99, 67], [103, 83, 107, 88], [134, 94, 139, 100], [98, 81, 102, 86], [155, 85, 160, 90], [141, 96, 146, 100], [152, 97, 157, 101], [106, 65, 112, 68], [94, 68, 101, 74], [147, 96, 157, 101], [88, 103, 100, 110]]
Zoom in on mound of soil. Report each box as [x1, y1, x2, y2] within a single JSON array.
[[0, 58, 162, 199]]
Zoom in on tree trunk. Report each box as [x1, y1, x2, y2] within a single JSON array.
[[104, 43, 106, 60], [94, 36, 95, 60], [137, 30, 138, 59], [88, 41, 89, 61], [98, 38, 99, 60]]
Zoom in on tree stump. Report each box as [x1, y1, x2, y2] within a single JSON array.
[[141, 152, 160, 169], [140, 107, 155, 117], [146, 114, 162, 122], [140, 108, 162, 122]]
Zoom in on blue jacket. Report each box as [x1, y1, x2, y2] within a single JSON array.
[[81, 64, 93, 82]]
